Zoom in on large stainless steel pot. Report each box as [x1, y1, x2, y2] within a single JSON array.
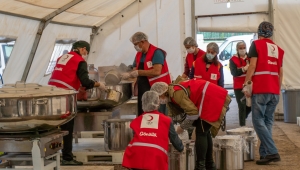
[[0, 83, 77, 132], [103, 118, 133, 151]]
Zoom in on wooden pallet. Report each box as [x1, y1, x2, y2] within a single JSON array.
[[80, 131, 104, 138], [73, 151, 124, 164]]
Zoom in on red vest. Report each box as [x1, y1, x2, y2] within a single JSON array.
[[122, 111, 170, 170], [173, 79, 228, 122], [186, 48, 206, 70], [193, 57, 221, 85], [252, 39, 284, 94], [135, 44, 171, 86], [48, 51, 84, 90], [230, 55, 250, 89]]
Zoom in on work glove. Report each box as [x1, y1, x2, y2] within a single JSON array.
[[130, 70, 139, 78], [98, 82, 107, 91], [242, 64, 249, 72], [120, 72, 131, 80]]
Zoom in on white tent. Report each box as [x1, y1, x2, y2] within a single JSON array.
[[1, 0, 300, 114]]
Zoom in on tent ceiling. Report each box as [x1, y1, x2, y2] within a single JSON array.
[[0, 0, 135, 27]]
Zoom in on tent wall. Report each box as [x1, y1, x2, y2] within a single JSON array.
[[273, 0, 300, 113], [0, 14, 39, 83], [196, 0, 269, 32], [88, 0, 186, 79], [26, 23, 91, 84]]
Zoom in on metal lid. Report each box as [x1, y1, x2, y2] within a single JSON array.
[[0, 82, 77, 98]]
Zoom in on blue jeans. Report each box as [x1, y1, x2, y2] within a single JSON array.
[[252, 94, 279, 157]]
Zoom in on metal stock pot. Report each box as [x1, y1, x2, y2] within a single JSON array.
[[103, 118, 133, 151], [0, 83, 77, 132]]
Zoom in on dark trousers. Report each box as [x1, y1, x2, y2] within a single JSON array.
[[234, 89, 251, 126], [137, 78, 151, 116], [195, 119, 213, 163], [61, 118, 74, 161]]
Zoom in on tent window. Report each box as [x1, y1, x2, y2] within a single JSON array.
[[0, 37, 16, 75], [45, 40, 76, 76]]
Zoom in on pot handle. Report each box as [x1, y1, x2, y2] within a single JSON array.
[[33, 98, 48, 105]]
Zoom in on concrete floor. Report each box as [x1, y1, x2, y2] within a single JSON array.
[[71, 98, 300, 170], [223, 97, 300, 170]]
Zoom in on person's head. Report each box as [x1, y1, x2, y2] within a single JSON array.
[[257, 21, 274, 39], [130, 32, 149, 53], [72, 40, 90, 58], [205, 42, 219, 65], [142, 91, 160, 112], [150, 82, 169, 104], [236, 41, 247, 56], [183, 37, 198, 54]]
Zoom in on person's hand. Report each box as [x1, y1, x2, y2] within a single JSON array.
[[176, 126, 184, 134], [98, 82, 106, 91], [242, 64, 249, 72], [242, 85, 251, 97], [130, 70, 139, 78], [120, 72, 131, 80]]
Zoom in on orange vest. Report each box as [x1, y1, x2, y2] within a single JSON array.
[[173, 79, 227, 122], [230, 55, 250, 89], [135, 44, 171, 86], [252, 39, 284, 94], [193, 57, 221, 85], [186, 48, 206, 70], [122, 111, 170, 170], [48, 51, 84, 90]]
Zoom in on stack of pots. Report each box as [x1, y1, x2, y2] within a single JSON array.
[[168, 141, 195, 170], [226, 127, 256, 161], [213, 135, 245, 170]]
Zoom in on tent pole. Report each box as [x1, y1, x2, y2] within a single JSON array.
[[21, 0, 83, 82], [191, 0, 196, 39]]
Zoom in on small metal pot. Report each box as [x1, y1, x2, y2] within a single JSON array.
[[100, 89, 123, 103]]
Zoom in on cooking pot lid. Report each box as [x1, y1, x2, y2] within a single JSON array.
[[0, 83, 77, 98]]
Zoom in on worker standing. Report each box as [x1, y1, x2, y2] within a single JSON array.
[[243, 21, 284, 165], [48, 40, 106, 166], [121, 32, 171, 116], [229, 41, 251, 126], [182, 37, 206, 79]]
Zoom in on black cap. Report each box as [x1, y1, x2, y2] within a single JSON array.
[[72, 40, 90, 53]]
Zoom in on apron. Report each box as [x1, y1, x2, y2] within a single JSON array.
[[137, 61, 151, 116]]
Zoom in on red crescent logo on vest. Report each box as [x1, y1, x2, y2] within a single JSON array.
[[147, 115, 154, 121], [271, 45, 275, 51]]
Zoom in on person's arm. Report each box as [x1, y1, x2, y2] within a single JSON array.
[[76, 61, 97, 89], [218, 65, 224, 88], [169, 120, 184, 152], [182, 57, 189, 78], [279, 67, 283, 88], [244, 42, 258, 85], [229, 59, 244, 77], [171, 89, 198, 130]]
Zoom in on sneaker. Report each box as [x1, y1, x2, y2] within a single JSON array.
[[61, 159, 83, 166], [256, 153, 280, 165]]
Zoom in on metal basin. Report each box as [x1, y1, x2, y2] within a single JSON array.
[[0, 83, 77, 132], [103, 118, 133, 151]]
